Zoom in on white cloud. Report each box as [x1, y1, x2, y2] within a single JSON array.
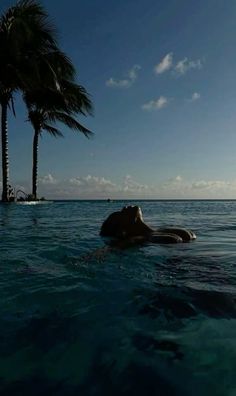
[[128, 65, 141, 80], [106, 65, 141, 88], [69, 175, 117, 192], [164, 175, 183, 185], [123, 175, 149, 192], [175, 175, 183, 182], [191, 180, 232, 190], [190, 92, 201, 101], [34, 173, 153, 199], [174, 57, 202, 75], [10, 173, 236, 199], [154, 53, 173, 74], [69, 178, 82, 186], [154, 54, 203, 77], [106, 78, 130, 88], [142, 96, 169, 111], [39, 174, 58, 185]]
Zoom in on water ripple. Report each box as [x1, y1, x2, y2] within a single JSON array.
[[0, 200, 236, 395]]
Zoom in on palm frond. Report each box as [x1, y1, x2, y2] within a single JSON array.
[[60, 79, 93, 116], [0, 0, 62, 94], [43, 124, 64, 137], [23, 88, 66, 111], [28, 108, 44, 130], [43, 51, 75, 80], [48, 111, 93, 138], [10, 96, 16, 117], [1, 0, 58, 48]]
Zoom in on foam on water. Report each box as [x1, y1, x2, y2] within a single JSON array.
[[0, 200, 236, 395]]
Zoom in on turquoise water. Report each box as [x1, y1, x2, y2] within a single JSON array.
[[0, 200, 236, 395]]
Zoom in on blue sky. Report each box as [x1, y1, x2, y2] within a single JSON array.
[[2, 0, 236, 198]]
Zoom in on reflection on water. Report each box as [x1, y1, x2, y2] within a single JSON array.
[[0, 200, 236, 395]]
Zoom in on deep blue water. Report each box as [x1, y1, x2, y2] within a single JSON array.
[[0, 200, 236, 395]]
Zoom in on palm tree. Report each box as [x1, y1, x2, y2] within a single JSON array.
[[0, 0, 73, 201], [25, 85, 93, 199]]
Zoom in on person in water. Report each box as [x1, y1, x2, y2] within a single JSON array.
[[100, 205, 196, 244], [79, 206, 196, 264]]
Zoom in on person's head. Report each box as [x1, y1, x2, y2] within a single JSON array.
[[120, 205, 143, 224], [100, 205, 149, 238]]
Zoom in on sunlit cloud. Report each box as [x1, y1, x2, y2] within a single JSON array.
[[154, 54, 203, 77], [174, 57, 202, 75], [39, 173, 58, 184], [189, 92, 201, 102], [142, 96, 169, 111], [10, 174, 236, 199], [164, 175, 183, 185], [154, 53, 173, 74], [37, 174, 153, 199], [106, 78, 130, 88], [191, 180, 232, 190], [106, 64, 141, 88], [123, 175, 149, 192], [69, 175, 117, 191]]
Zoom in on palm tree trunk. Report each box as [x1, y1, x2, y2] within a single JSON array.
[[32, 128, 40, 200], [1, 100, 10, 202]]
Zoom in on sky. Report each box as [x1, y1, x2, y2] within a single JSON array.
[[1, 0, 236, 199]]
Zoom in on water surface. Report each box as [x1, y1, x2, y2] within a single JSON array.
[[0, 200, 236, 395]]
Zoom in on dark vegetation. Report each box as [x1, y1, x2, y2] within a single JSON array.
[[0, 0, 93, 202]]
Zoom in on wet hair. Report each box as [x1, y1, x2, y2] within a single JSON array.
[[100, 206, 147, 238]]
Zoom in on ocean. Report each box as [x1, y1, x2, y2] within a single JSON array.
[[0, 200, 235, 395]]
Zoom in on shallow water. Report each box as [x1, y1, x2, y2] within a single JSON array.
[[0, 200, 236, 395]]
